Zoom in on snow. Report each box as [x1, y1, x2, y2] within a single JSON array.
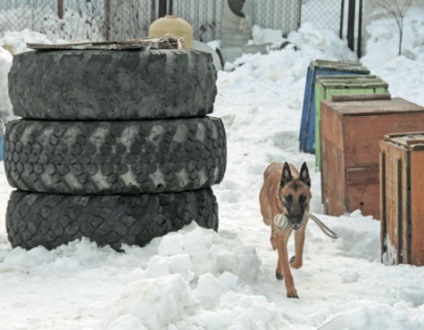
[[0, 46, 12, 120], [1, 5, 424, 330]]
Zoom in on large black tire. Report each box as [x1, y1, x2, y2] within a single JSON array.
[[4, 118, 226, 194], [8, 49, 217, 120], [6, 189, 218, 251]]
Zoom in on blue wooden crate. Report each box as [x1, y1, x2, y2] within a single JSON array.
[[298, 60, 370, 154]]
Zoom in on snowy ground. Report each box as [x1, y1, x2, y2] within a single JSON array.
[[1, 6, 424, 330]]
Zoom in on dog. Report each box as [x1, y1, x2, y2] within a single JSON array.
[[259, 161, 312, 298]]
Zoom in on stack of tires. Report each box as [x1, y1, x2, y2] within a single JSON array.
[[4, 47, 226, 251]]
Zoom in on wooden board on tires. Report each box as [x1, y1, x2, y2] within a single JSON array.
[[27, 36, 183, 50]]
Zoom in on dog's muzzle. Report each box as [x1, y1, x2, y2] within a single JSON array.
[[290, 216, 303, 230], [291, 223, 301, 230]]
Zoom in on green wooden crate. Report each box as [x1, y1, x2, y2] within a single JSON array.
[[314, 76, 389, 170]]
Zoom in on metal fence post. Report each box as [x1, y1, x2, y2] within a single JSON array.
[[104, 0, 111, 41], [151, 0, 157, 25], [357, 0, 363, 58], [347, 0, 355, 51], [58, 0, 64, 19], [298, 0, 302, 29], [339, 0, 345, 39], [159, 0, 167, 17]]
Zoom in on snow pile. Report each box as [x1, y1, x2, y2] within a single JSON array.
[[0, 29, 55, 54], [0, 47, 12, 120], [102, 223, 283, 330], [361, 6, 424, 106], [251, 24, 286, 47], [288, 23, 358, 62]]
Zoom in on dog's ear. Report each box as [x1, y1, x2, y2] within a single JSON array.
[[299, 162, 311, 187], [280, 162, 293, 188]]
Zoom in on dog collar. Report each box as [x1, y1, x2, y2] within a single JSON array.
[[274, 214, 289, 229]]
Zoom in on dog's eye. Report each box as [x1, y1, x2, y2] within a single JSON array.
[[285, 195, 293, 203], [299, 194, 307, 203]]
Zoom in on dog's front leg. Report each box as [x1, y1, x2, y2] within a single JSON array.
[[276, 236, 298, 298], [291, 216, 309, 269], [291, 226, 306, 269]]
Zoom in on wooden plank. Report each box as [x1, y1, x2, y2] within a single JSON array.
[[380, 149, 387, 261], [321, 136, 345, 216], [383, 132, 424, 146], [399, 149, 409, 264], [322, 98, 424, 116], [343, 112, 424, 166], [27, 36, 184, 51], [346, 165, 379, 184], [380, 140, 402, 262], [323, 82, 389, 89], [332, 93, 392, 102], [321, 101, 344, 150], [410, 150, 424, 265], [345, 182, 380, 218], [316, 74, 379, 82]]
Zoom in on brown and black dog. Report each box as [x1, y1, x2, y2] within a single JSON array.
[[259, 162, 312, 298]]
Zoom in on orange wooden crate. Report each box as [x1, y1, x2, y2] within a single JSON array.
[[320, 96, 424, 219], [380, 132, 424, 266]]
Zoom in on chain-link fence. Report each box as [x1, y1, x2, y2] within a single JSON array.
[[0, 0, 304, 43], [0, 1, 56, 36], [171, 0, 301, 42], [301, 0, 343, 33], [0, 0, 146, 42]]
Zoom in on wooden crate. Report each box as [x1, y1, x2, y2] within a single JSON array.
[[314, 75, 389, 170], [299, 60, 369, 154], [380, 132, 424, 266], [320, 96, 424, 219]]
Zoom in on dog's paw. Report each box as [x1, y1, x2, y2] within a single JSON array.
[[290, 256, 303, 269], [286, 288, 299, 299], [275, 271, 283, 280], [287, 292, 299, 299]]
